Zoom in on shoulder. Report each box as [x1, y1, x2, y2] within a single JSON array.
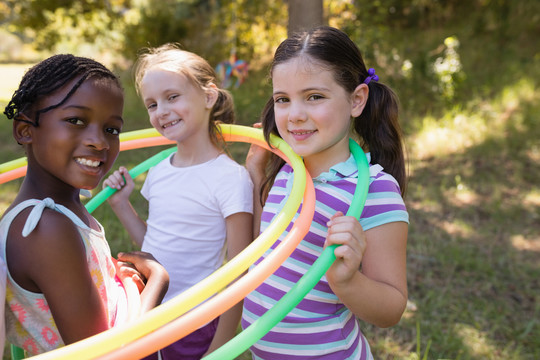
[[147, 155, 173, 176], [360, 167, 409, 229], [215, 154, 247, 171], [7, 207, 87, 291], [368, 167, 403, 195], [16, 207, 85, 254], [214, 155, 253, 183]]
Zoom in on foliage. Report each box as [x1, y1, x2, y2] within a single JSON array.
[[0, 0, 287, 68], [1, 0, 540, 359], [2, 0, 128, 53]]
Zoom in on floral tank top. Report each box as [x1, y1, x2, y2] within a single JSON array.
[[0, 198, 129, 355]]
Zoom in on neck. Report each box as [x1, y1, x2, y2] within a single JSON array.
[[172, 139, 221, 167], [303, 140, 351, 178]]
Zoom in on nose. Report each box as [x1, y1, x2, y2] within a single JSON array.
[[288, 101, 307, 123], [156, 102, 170, 119], [84, 125, 109, 151]]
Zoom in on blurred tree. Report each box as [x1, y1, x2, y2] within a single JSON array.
[[0, 0, 288, 67], [287, 0, 323, 36], [120, 0, 194, 59]]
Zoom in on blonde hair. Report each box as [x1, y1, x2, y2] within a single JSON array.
[[134, 43, 235, 147]]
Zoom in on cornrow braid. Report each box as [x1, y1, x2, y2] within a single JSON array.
[[4, 54, 121, 126]]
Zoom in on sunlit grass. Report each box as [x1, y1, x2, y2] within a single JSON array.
[[408, 78, 537, 161]]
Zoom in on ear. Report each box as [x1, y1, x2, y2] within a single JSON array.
[[13, 113, 35, 145], [205, 83, 219, 109], [350, 83, 369, 118]]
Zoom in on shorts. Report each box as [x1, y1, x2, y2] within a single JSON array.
[[142, 317, 219, 360]]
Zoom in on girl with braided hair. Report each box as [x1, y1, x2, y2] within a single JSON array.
[[1, 54, 169, 355]]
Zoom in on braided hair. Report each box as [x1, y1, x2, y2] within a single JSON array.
[[4, 54, 122, 126]]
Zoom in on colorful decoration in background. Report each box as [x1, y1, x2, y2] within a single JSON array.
[[215, 52, 248, 88]]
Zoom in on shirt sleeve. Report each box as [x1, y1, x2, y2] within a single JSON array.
[[359, 171, 409, 231], [217, 165, 254, 218]]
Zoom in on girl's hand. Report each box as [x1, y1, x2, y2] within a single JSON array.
[[324, 212, 367, 288], [115, 259, 146, 293], [102, 166, 134, 205], [117, 251, 169, 311], [116, 251, 163, 283]]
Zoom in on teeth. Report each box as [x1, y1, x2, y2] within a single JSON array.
[[291, 130, 314, 135], [163, 120, 179, 128], [76, 158, 100, 167]]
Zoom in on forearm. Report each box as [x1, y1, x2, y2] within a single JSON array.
[[331, 271, 407, 328], [249, 171, 264, 237], [139, 265, 169, 313], [109, 200, 146, 247], [205, 301, 243, 354]]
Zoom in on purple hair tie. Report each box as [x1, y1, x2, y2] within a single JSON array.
[[363, 68, 379, 84]]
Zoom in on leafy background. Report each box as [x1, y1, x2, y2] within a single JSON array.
[[0, 1, 539, 359]]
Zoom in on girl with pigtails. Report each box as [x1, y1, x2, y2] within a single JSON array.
[[242, 26, 409, 359]]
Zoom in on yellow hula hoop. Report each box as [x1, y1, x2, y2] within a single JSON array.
[[0, 129, 163, 179], [24, 125, 307, 360]]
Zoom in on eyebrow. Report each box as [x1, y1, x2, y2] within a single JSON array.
[[273, 86, 332, 95], [62, 104, 91, 110], [62, 104, 124, 122]]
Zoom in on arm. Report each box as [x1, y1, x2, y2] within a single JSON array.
[[245, 143, 268, 237], [8, 210, 109, 344], [325, 214, 408, 328], [116, 251, 169, 313], [102, 166, 147, 247], [205, 211, 253, 354]]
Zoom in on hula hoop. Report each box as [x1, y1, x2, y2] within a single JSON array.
[[0, 158, 26, 174], [24, 125, 309, 360], [0, 166, 26, 185], [98, 140, 317, 360], [85, 146, 176, 213], [0, 131, 170, 186], [203, 138, 370, 360], [0, 129, 162, 173]]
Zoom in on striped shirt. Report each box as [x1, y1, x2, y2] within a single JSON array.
[[242, 153, 408, 359]]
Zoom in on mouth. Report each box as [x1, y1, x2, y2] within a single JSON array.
[[162, 119, 180, 129], [75, 157, 102, 168], [288, 129, 317, 140], [289, 129, 316, 135]]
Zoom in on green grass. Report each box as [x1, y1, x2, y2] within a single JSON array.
[[1, 18, 539, 360]]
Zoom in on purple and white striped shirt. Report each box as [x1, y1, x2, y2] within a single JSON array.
[[242, 153, 408, 359]]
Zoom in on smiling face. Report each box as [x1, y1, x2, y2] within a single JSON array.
[[140, 68, 214, 147], [18, 76, 124, 192], [272, 57, 368, 176]]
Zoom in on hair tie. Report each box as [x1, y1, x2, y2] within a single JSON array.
[[363, 68, 379, 84]]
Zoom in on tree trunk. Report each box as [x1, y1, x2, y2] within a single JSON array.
[[287, 0, 324, 36]]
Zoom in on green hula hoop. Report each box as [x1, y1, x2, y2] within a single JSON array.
[[85, 147, 176, 214], [204, 138, 370, 360]]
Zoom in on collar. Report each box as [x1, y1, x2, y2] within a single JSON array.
[[313, 152, 371, 182]]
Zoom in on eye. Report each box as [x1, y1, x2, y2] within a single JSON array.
[[66, 117, 84, 125], [146, 103, 156, 111], [106, 127, 121, 135], [168, 94, 179, 101], [307, 94, 324, 101], [274, 96, 289, 104]]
